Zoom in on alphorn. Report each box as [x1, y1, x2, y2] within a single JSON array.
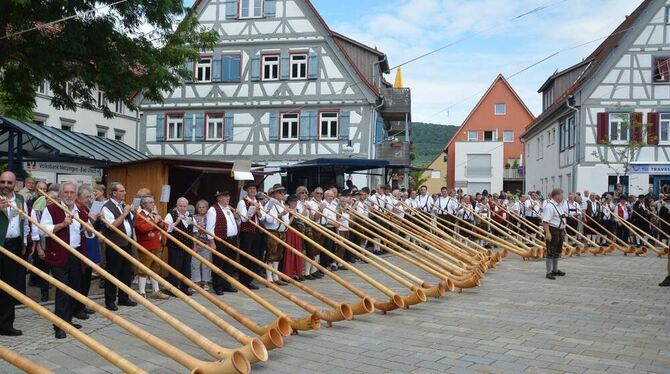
[[109, 210, 286, 349], [297, 207, 428, 307], [0, 278, 146, 374], [632, 209, 670, 239], [574, 215, 630, 254], [243, 216, 376, 316], [0, 345, 54, 374], [185, 218, 357, 324], [260, 207, 405, 313], [28, 196, 260, 365], [618, 213, 665, 255], [323, 206, 454, 297], [630, 209, 670, 255], [0, 246, 250, 374]]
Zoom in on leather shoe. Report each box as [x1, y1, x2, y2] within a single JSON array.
[[304, 274, 316, 280], [83, 308, 95, 315], [180, 288, 194, 296], [74, 311, 89, 320], [54, 329, 66, 339], [70, 323, 82, 329], [118, 299, 137, 307], [106, 303, 118, 311], [659, 276, 670, 287], [215, 289, 224, 296], [546, 273, 556, 280], [552, 270, 566, 276], [40, 291, 49, 302], [0, 327, 23, 336], [246, 283, 259, 290], [274, 280, 287, 286], [222, 287, 238, 293]]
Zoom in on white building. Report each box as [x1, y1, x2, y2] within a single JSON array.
[[453, 141, 505, 194], [522, 0, 670, 196]]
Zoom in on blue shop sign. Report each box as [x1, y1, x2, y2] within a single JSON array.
[[631, 164, 670, 174]]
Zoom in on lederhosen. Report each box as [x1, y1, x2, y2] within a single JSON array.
[[459, 208, 474, 239], [585, 201, 601, 236], [436, 197, 451, 225], [526, 201, 541, 228], [265, 203, 286, 263], [601, 204, 615, 235], [545, 202, 565, 259], [167, 210, 194, 292]]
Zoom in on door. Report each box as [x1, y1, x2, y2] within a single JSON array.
[[654, 176, 670, 196]]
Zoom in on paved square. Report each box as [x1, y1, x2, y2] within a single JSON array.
[[1, 252, 669, 373]]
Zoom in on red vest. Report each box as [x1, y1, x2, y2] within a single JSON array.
[[239, 200, 258, 234], [214, 204, 237, 238], [44, 203, 88, 267]]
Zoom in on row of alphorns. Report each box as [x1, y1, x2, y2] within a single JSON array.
[[1, 189, 507, 374]]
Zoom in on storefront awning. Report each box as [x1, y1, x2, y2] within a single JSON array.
[[281, 158, 389, 173], [0, 116, 147, 165]]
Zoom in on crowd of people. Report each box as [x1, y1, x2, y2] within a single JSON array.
[[0, 171, 668, 340]]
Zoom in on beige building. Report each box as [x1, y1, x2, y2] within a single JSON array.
[[420, 154, 448, 192]]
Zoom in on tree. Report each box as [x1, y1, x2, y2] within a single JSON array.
[[409, 170, 428, 191], [591, 112, 648, 185], [0, 1, 218, 118]]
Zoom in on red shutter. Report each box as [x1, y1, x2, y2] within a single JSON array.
[[648, 112, 659, 145], [596, 112, 609, 144], [631, 112, 643, 143]]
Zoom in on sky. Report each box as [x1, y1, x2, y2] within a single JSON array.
[[185, 0, 642, 126]]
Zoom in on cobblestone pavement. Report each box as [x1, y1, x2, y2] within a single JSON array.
[[1, 252, 669, 374]]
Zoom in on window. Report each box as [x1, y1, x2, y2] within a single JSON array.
[[207, 114, 224, 140], [609, 112, 630, 143], [290, 54, 308, 80], [37, 80, 46, 95], [660, 113, 670, 143], [97, 127, 107, 138], [319, 112, 339, 139], [33, 120, 45, 126], [465, 154, 492, 177], [608, 175, 629, 194], [262, 55, 279, 81], [97, 91, 106, 108], [280, 113, 299, 140], [239, 0, 263, 19], [467, 131, 478, 141], [114, 131, 125, 142], [61, 124, 72, 131], [166, 114, 184, 141], [196, 57, 212, 82], [495, 103, 506, 115], [114, 101, 124, 115], [667, 6, 670, 25], [568, 115, 576, 147], [503, 130, 514, 142], [559, 121, 566, 151], [483, 131, 494, 141], [655, 57, 670, 83]]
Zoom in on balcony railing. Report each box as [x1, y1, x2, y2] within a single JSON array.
[[375, 141, 410, 165], [503, 168, 523, 180], [380, 87, 411, 121]]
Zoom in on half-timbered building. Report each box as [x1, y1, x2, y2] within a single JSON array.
[[138, 0, 411, 189], [522, 0, 670, 196]]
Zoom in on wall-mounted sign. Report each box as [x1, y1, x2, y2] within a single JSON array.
[[23, 161, 103, 177], [630, 164, 670, 175]]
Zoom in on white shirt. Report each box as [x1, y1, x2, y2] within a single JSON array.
[[40, 203, 84, 248], [262, 198, 289, 232], [306, 199, 322, 222], [525, 199, 541, 217], [353, 200, 368, 218], [565, 201, 582, 218], [338, 211, 350, 231], [237, 199, 263, 223], [542, 200, 566, 230], [415, 194, 434, 212], [434, 195, 458, 215], [4, 193, 28, 242], [321, 200, 338, 227], [205, 204, 239, 239], [102, 198, 133, 237], [367, 193, 387, 211]]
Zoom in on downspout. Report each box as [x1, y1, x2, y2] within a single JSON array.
[[566, 96, 579, 193]]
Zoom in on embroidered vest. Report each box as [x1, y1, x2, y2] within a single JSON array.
[[167, 210, 193, 250], [0, 193, 25, 247], [44, 203, 88, 267], [239, 200, 258, 234]]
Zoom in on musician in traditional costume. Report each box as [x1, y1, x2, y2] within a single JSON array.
[[542, 188, 567, 280], [601, 195, 616, 245], [524, 192, 542, 240], [584, 193, 602, 245], [206, 191, 241, 295], [659, 198, 670, 287], [305, 187, 325, 276], [191, 200, 212, 290], [614, 195, 630, 245], [283, 194, 305, 281], [415, 185, 434, 214], [433, 187, 459, 229], [564, 193, 582, 245], [632, 195, 651, 246], [262, 184, 289, 285], [456, 195, 475, 242], [236, 182, 264, 290], [318, 189, 340, 270], [366, 185, 388, 255], [475, 196, 491, 247], [164, 197, 196, 295], [133, 195, 169, 300]]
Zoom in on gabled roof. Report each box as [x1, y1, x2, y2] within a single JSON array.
[[537, 59, 593, 93], [523, 0, 654, 136], [0, 116, 147, 165], [444, 74, 534, 152]]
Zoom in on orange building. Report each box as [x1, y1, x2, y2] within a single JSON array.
[[445, 75, 534, 194]]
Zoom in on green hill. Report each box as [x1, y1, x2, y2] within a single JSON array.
[[411, 122, 459, 168]]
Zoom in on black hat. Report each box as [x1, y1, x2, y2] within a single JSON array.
[[352, 189, 361, 196], [286, 194, 299, 203], [215, 190, 230, 198], [361, 187, 371, 194], [618, 195, 627, 201], [268, 184, 286, 195], [242, 181, 257, 191], [638, 194, 646, 199]]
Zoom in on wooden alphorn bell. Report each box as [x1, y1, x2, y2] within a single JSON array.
[[350, 207, 483, 289], [484, 203, 556, 253], [169, 219, 344, 329], [647, 210, 670, 256], [134, 212, 320, 333], [0, 345, 54, 374], [630, 209, 669, 256], [621, 211, 666, 255], [242, 216, 376, 317], [0, 246, 250, 374], [324, 206, 454, 297], [116, 210, 287, 350], [33, 194, 262, 366], [565, 223, 602, 254], [261, 207, 406, 313], [186, 217, 357, 326], [299, 207, 428, 308], [573, 214, 628, 255], [0, 277, 146, 374]]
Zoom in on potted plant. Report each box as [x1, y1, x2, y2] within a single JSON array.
[[504, 162, 511, 169]]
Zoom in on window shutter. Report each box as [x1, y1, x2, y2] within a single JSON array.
[[230, 55, 241, 82], [264, 0, 277, 17], [280, 54, 289, 80], [212, 56, 222, 82], [269, 113, 279, 141], [225, 0, 237, 20], [375, 115, 385, 144], [307, 50, 319, 80], [339, 111, 350, 141], [222, 55, 232, 82], [156, 114, 165, 142], [300, 111, 311, 140], [194, 114, 205, 141], [184, 60, 193, 82], [631, 112, 644, 143], [309, 111, 318, 140], [648, 112, 659, 145], [184, 114, 193, 141], [596, 112, 609, 144], [224, 113, 234, 141], [250, 54, 261, 81]]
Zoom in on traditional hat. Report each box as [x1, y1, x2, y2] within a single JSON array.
[[242, 181, 257, 191], [351, 189, 361, 196], [286, 194, 299, 203], [215, 190, 230, 198], [268, 184, 286, 195]]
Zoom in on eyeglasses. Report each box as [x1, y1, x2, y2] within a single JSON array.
[[315, 192, 323, 195]]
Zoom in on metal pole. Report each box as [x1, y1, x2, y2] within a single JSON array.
[[404, 112, 409, 189], [7, 130, 14, 172]]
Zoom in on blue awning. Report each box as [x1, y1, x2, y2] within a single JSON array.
[[280, 158, 389, 173]]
